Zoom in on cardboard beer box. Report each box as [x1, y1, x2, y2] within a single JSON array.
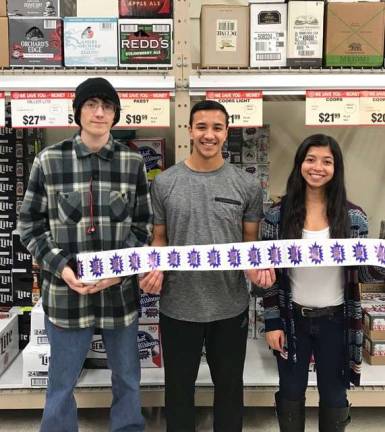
[[138, 324, 162, 368], [7, 0, 60, 17], [325, 2, 385, 67], [9, 17, 63, 67], [128, 138, 165, 181], [363, 336, 385, 365], [118, 18, 173, 67], [77, 0, 119, 17], [22, 342, 50, 387], [250, 3, 287, 68], [29, 298, 47, 344], [119, 0, 172, 18], [139, 291, 160, 324], [0, 17, 9, 67], [363, 305, 385, 340], [0, 313, 19, 376], [287, 1, 324, 68], [64, 17, 118, 67], [200, 5, 249, 68]]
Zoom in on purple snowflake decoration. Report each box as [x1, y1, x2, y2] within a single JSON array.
[[207, 248, 221, 268], [228, 247, 241, 268], [77, 259, 84, 279], [288, 244, 302, 265], [148, 249, 161, 270], [352, 242, 368, 263], [187, 249, 201, 269], [89, 256, 104, 278], [248, 245, 262, 267], [330, 242, 345, 264], [128, 252, 141, 272], [268, 244, 282, 266], [110, 253, 124, 275], [375, 243, 385, 266], [168, 249, 181, 269], [309, 243, 323, 265]]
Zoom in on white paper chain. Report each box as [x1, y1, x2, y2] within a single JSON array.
[[76, 238, 385, 282]]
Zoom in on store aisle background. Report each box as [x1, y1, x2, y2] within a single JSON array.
[[0, 407, 383, 431]]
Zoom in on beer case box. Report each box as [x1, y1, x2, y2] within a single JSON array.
[[119, 0, 172, 18], [0, 313, 19, 377], [12, 231, 32, 269], [128, 138, 165, 181], [12, 269, 33, 306], [139, 292, 160, 324], [287, 1, 324, 68], [118, 19, 173, 67], [138, 324, 162, 368], [7, 0, 60, 17], [22, 342, 50, 387], [76, 0, 119, 17], [0, 17, 9, 67], [363, 336, 385, 365], [64, 18, 118, 67], [363, 306, 385, 340], [16, 306, 32, 349], [0, 0, 6, 15], [325, 2, 385, 67], [200, 5, 249, 68], [9, 17, 63, 67], [250, 3, 287, 68]]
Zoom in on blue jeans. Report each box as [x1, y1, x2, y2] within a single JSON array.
[[41, 315, 144, 432], [277, 308, 348, 408]]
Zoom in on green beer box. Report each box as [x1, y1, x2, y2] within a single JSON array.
[[118, 18, 172, 67], [325, 2, 385, 67]]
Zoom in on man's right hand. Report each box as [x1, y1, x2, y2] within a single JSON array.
[[139, 270, 164, 295], [265, 329, 286, 353], [61, 266, 96, 295]]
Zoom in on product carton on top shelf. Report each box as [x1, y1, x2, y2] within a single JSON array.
[[76, 0, 119, 17], [119, 0, 172, 18], [325, 2, 385, 67], [287, 1, 324, 68], [118, 18, 172, 67], [250, 3, 287, 68], [0, 17, 9, 67], [200, 5, 249, 68], [7, 0, 60, 17], [64, 17, 118, 67], [9, 17, 63, 67]]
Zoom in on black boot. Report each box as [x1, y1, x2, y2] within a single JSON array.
[[319, 405, 351, 432], [275, 392, 305, 432]]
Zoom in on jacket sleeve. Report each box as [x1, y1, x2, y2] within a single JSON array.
[[17, 156, 71, 278], [261, 206, 284, 332], [125, 159, 153, 248]]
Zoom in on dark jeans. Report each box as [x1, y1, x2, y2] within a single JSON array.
[[160, 309, 249, 432], [277, 307, 348, 408]]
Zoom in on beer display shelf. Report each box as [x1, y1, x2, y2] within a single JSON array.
[[0, 72, 175, 93], [189, 70, 385, 97], [0, 339, 384, 409]]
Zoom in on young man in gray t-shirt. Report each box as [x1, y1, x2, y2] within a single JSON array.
[[140, 100, 275, 432]]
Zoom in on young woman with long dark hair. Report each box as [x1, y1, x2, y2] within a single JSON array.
[[262, 134, 384, 432]]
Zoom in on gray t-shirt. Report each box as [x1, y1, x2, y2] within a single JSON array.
[[151, 161, 264, 322]]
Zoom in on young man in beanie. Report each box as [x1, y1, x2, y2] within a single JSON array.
[[18, 77, 152, 432], [140, 100, 275, 432]]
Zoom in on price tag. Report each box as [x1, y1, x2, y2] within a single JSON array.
[[116, 92, 170, 128], [359, 91, 385, 126], [67, 92, 77, 128], [0, 93, 4, 128], [306, 90, 360, 126], [206, 91, 263, 127], [11, 92, 72, 128]]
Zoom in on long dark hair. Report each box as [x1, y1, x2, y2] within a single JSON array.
[[280, 134, 350, 239]]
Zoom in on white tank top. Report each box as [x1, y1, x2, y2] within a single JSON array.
[[289, 227, 344, 308]]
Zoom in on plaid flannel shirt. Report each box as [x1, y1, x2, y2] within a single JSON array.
[[18, 134, 153, 329]]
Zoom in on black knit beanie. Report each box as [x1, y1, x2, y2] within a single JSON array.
[[73, 77, 121, 126]]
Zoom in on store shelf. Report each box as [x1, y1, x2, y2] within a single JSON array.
[[1, 339, 384, 409], [0, 71, 175, 93], [190, 70, 385, 96]]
